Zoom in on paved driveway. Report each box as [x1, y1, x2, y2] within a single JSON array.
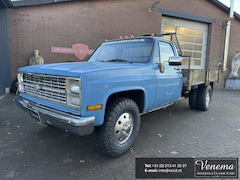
[[0, 90, 240, 179]]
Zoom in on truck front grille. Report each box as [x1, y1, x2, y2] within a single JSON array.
[[22, 73, 67, 105]]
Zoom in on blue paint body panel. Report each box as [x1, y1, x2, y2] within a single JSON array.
[[16, 36, 183, 128]]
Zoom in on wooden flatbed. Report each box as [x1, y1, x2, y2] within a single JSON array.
[[182, 69, 220, 91]]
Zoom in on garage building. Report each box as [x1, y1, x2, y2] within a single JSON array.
[[1, 0, 240, 94]]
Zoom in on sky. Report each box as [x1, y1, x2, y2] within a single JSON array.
[[219, 0, 240, 14]]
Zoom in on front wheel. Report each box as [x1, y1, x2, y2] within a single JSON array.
[[95, 98, 140, 157], [197, 85, 213, 111]]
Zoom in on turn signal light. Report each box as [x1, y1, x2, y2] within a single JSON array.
[[87, 104, 103, 111], [118, 35, 134, 39]]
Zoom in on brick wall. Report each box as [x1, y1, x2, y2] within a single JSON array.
[[8, 0, 161, 80], [8, 0, 240, 88]]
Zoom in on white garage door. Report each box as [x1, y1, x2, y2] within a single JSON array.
[[161, 17, 208, 69]]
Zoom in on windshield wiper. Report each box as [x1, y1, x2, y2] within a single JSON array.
[[100, 59, 132, 63]]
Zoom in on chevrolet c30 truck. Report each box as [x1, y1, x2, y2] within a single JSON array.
[[14, 35, 219, 157]]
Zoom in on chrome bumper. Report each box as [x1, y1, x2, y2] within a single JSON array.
[[13, 96, 95, 136]]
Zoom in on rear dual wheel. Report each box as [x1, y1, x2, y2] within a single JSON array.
[[188, 85, 213, 111], [189, 88, 198, 110]]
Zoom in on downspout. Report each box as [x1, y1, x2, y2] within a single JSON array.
[[223, 0, 234, 71]]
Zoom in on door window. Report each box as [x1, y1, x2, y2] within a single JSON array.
[[159, 41, 174, 63]]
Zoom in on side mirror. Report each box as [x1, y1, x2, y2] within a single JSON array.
[[169, 56, 182, 66]]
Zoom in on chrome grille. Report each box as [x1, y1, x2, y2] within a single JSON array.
[[22, 73, 67, 105]]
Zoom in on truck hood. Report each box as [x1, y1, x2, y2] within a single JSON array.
[[18, 61, 148, 77]]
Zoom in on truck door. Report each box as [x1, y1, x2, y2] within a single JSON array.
[[153, 41, 183, 108]]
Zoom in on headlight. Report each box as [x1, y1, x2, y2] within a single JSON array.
[[70, 86, 80, 94], [66, 78, 81, 109], [17, 73, 24, 93]]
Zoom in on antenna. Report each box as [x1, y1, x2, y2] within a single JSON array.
[[148, 0, 161, 13]]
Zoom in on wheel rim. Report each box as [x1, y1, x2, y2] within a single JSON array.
[[205, 90, 211, 108], [115, 112, 134, 144]]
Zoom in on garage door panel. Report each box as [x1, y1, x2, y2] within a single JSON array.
[[161, 17, 208, 69]]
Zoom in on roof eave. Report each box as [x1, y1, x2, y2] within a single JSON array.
[[208, 0, 240, 22], [11, 0, 81, 7], [0, 0, 15, 8]]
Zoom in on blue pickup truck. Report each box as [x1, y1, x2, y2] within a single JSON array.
[[14, 35, 219, 157]]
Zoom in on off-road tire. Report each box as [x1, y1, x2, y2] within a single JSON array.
[[197, 85, 213, 111], [95, 97, 140, 157], [189, 88, 199, 110]]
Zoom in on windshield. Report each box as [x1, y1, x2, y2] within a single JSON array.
[[89, 38, 153, 63]]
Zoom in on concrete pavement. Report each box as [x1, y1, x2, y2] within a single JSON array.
[[0, 90, 240, 179]]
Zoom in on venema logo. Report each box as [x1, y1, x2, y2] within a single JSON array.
[[195, 159, 235, 171], [194, 158, 238, 178]]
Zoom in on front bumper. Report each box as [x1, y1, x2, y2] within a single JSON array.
[[13, 96, 95, 136]]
